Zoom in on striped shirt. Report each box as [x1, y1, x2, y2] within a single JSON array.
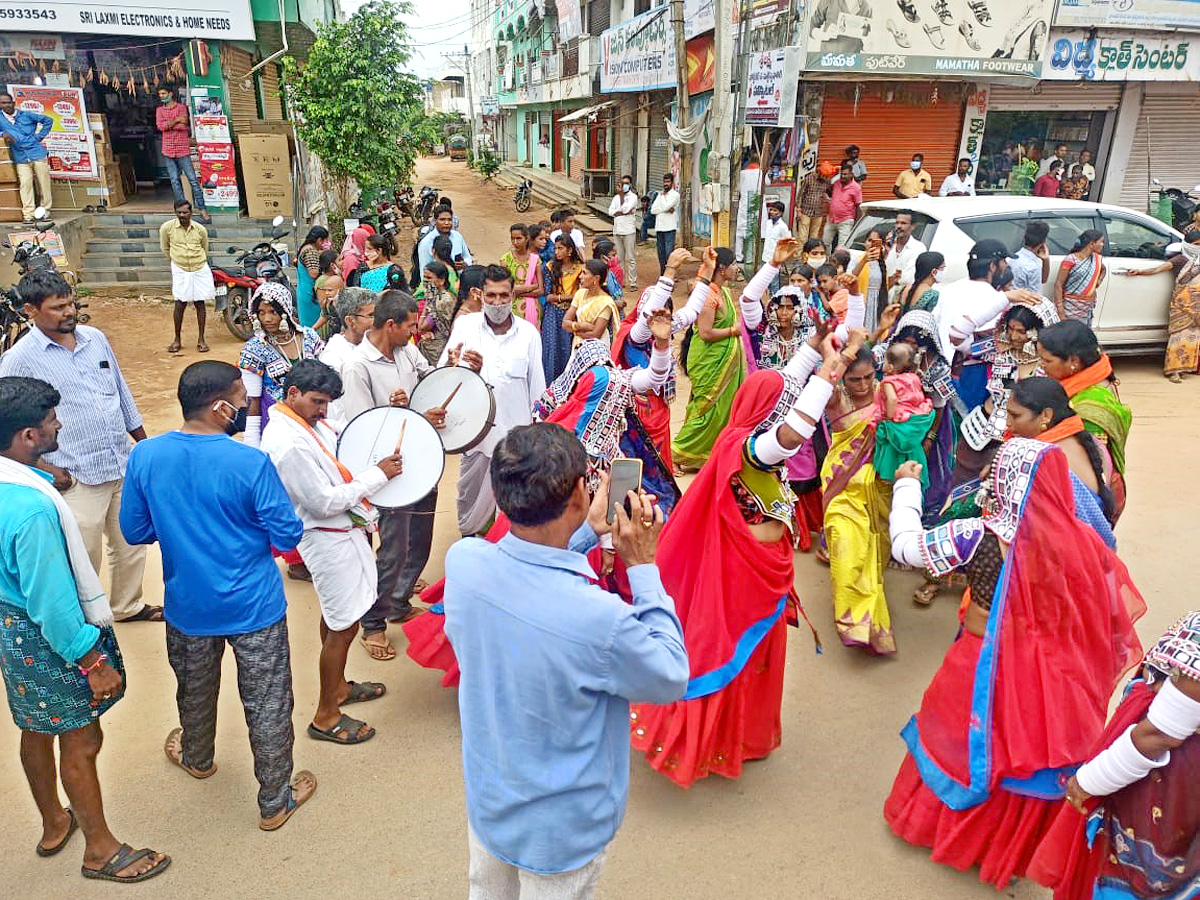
[[0, 325, 142, 485]]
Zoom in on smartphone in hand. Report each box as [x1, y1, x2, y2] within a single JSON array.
[[606, 457, 643, 524]]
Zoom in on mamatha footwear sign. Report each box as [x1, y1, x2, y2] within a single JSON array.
[[802, 0, 1054, 78], [0, 1, 254, 40]]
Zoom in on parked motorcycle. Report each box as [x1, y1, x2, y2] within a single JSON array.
[[213, 215, 292, 341], [1151, 178, 1200, 231], [414, 185, 441, 225], [0, 286, 31, 356], [2, 207, 81, 294], [514, 178, 533, 213]]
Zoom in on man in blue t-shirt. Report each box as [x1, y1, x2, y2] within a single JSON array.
[[119, 361, 316, 832]]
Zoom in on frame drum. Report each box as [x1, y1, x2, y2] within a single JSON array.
[[408, 366, 497, 454], [336, 406, 445, 508]]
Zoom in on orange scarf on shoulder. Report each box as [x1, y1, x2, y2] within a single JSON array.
[[271, 402, 361, 492], [1058, 353, 1113, 398], [1040, 414, 1084, 444]]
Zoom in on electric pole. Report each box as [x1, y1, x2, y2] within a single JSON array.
[[671, 0, 692, 247], [710, 0, 735, 246], [462, 44, 477, 155]]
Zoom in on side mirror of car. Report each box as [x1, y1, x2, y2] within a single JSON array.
[[227, 245, 237, 253]]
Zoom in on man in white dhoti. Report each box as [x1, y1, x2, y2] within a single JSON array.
[[160, 200, 215, 354], [261, 359, 402, 745], [440, 264, 545, 537]]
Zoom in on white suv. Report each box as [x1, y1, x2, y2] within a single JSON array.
[[845, 196, 1182, 353]]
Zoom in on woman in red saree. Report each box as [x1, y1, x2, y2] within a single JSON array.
[[629, 335, 854, 788], [1028, 610, 1200, 900], [885, 438, 1146, 888]]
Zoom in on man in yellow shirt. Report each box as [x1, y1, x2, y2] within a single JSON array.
[[159, 200, 214, 353], [893, 154, 933, 199]]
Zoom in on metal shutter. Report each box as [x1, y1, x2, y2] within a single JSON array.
[[1120, 84, 1200, 213], [258, 62, 285, 121], [987, 83, 1122, 111], [817, 90, 964, 203], [221, 45, 258, 131], [647, 95, 672, 187], [587, 0, 609, 34]]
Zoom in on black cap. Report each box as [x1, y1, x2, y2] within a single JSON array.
[[968, 239, 1009, 263]]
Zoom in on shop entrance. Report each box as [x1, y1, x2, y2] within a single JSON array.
[[975, 110, 1108, 194]]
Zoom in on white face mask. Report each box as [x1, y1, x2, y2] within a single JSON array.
[[911, 161, 922, 171], [483, 302, 511, 325], [933, 269, 945, 283]]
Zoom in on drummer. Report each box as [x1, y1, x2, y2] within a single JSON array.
[[261, 359, 402, 743], [341, 290, 448, 662], [439, 264, 546, 538]]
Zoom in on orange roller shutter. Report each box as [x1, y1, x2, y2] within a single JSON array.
[[817, 89, 964, 202]]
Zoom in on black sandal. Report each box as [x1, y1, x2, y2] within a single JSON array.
[[343, 681, 386, 704], [118, 605, 164, 622], [81, 844, 171, 883], [307, 714, 375, 745], [36, 808, 77, 857]]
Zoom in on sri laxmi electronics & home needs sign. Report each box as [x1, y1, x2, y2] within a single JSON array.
[[0, 1, 255, 39]]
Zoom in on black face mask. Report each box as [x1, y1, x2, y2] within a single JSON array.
[[215, 401, 248, 435]]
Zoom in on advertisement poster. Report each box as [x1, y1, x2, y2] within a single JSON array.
[[555, 0, 583, 42], [743, 47, 800, 126], [6, 84, 97, 180], [686, 32, 716, 94], [803, 0, 1054, 78], [599, 7, 674, 93], [956, 86, 989, 176], [1043, 30, 1199, 81], [1056, 0, 1200, 31], [189, 92, 239, 209]]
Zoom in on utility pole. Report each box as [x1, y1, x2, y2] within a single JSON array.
[[710, 0, 735, 246], [671, 0, 692, 248], [462, 44, 477, 155]]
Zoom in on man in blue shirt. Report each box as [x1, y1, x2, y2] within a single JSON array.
[[119, 361, 316, 831], [444, 423, 688, 896], [0, 377, 170, 883], [416, 205, 472, 274], [0, 91, 54, 223], [1009, 220, 1051, 294]]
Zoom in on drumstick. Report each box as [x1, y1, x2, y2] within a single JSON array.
[[441, 382, 463, 410], [393, 419, 407, 455]]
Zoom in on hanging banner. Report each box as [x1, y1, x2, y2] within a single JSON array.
[[599, 7, 674, 93], [1043, 30, 1200, 81], [6, 84, 97, 180], [0, 1, 255, 39], [1055, 0, 1200, 31], [555, 0, 583, 41], [957, 86, 989, 176], [0, 34, 65, 59], [686, 32, 716, 94], [189, 91, 239, 209], [743, 47, 801, 127], [802, 0, 1053, 78]]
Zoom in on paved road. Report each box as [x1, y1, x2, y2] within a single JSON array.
[[0, 155, 1192, 899]]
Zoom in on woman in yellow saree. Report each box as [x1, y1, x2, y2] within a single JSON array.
[[673, 247, 754, 470], [821, 348, 896, 655]]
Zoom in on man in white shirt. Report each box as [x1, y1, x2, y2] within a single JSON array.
[[760, 199, 792, 294], [735, 151, 763, 263], [1079, 150, 1097, 194], [440, 264, 545, 538], [938, 158, 976, 197], [649, 173, 680, 276], [608, 176, 639, 289], [549, 208, 586, 252], [261, 359, 400, 744], [1038, 143, 1068, 177], [885, 210, 927, 303], [318, 287, 375, 425], [341, 290, 449, 661]]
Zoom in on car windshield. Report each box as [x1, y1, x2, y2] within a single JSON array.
[[847, 210, 938, 251]]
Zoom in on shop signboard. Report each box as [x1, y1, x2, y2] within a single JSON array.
[[189, 91, 239, 210], [684, 0, 715, 40], [956, 86, 990, 176], [802, 0, 1053, 78], [1055, 0, 1200, 31], [1044, 30, 1200, 81], [599, 7, 674, 93], [6, 84, 97, 180], [743, 47, 800, 127], [556, 0, 584, 42], [0, 1, 255, 39], [0, 34, 65, 59]]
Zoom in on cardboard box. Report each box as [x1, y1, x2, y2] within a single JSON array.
[[0, 185, 22, 211], [238, 134, 292, 218]]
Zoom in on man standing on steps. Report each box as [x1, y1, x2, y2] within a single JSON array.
[[155, 88, 210, 224], [608, 175, 639, 290], [0, 91, 53, 225], [160, 200, 214, 354], [650, 173, 680, 276]]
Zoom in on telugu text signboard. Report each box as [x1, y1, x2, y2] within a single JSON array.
[[7, 84, 97, 180], [1055, 0, 1200, 31], [599, 8, 674, 94], [0, 2, 254, 39], [802, 0, 1053, 78], [1044, 29, 1200, 81], [743, 47, 800, 127]]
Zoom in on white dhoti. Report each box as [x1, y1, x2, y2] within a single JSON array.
[[298, 527, 377, 631], [457, 449, 496, 536], [171, 262, 216, 304]]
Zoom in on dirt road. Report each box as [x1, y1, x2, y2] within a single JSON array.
[[1, 154, 1192, 899]]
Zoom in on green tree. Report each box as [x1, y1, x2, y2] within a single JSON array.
[[282, 0, 426, 210]]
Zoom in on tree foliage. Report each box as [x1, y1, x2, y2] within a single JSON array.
[[282, 0, 427, 205]]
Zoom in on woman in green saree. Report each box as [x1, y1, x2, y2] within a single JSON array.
[[672, 246, 763, 471], [1038, 319, 1132, 522]]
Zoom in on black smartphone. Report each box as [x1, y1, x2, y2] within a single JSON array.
[[606, 457, 643, 524]]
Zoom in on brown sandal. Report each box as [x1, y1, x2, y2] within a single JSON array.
[[359, 634, 396, 661], [259, 771, 317, 831], [913, 581, 940, 607], [163, 727, 218, 779]]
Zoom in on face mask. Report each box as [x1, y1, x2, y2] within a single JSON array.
[[160, 97, 172, 105], [215, 401, 248, 436], [911, 161, 921, 171], [622, 184, 630, 194], [483, 302, 510, 325], [933, 269, 945, 283], [806, 254, 826, 266], [769, 214, 780, 223]]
